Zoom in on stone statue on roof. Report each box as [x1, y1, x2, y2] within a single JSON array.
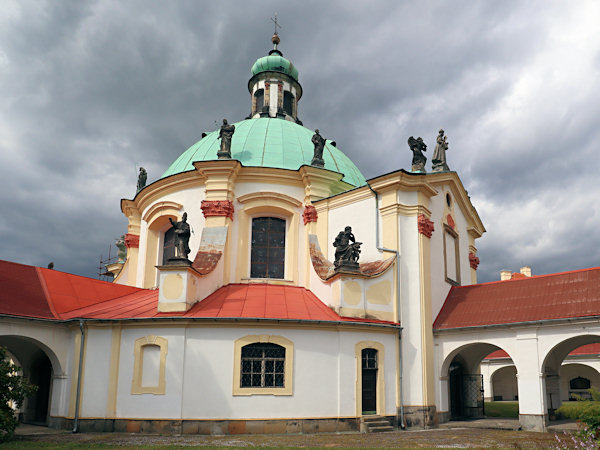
[[408, 136, 427, 172], [137, 167, 147, 192], [168, 213, 191, 264], [116, 235, 127, 262], [311, 129, 325, 168], [217, 119, 235, 159], [333, 226, 362, 272], [432, 129, 450, 172]]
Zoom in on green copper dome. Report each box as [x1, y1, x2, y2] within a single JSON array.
[[251, 54, 299, 81], [161, 118, 366, 187]]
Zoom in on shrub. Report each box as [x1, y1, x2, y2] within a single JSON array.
[[0, 346, 37, 442]]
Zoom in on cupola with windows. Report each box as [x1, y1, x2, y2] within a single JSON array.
[[248, 33, 302, 123]]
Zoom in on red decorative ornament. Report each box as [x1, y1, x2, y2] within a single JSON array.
[[447, 214, 455, 230], [303, 205, 318, 225], [200, 200, 234, 220], [124, 233, 139, 249], [469, 252, 480, 270], [418, 214, 434, 238]]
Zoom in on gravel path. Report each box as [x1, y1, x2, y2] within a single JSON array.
[[4, 425, 569, 448]]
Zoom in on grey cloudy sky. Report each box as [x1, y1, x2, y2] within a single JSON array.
[[1, 0, 598, 283]]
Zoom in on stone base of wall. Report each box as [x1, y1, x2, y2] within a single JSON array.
[[48, 417, 369, 435], [519, 414, 548, 432], [436, 411, 450, 424], [401, 405, 437, 428]]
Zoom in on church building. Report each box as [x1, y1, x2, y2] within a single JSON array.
[[1, 33, 599, 434]]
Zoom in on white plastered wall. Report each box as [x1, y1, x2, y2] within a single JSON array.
[[327, 197, 379, 262], [80, 324, 397, 420]]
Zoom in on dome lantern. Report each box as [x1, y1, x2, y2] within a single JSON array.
[[248, 34, 303, 124]]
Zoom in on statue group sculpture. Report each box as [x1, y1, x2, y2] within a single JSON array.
[[116, 235, 127, 262], [408, 136, 427, 172], [137, 167, 147, 193], [217, 119, 235, 159], [311, 129, 325, 168], [432, 129, 449, 172], [333, 226, 362, 272], [407, 130, 451, 173], [168, 212, 191, 264]]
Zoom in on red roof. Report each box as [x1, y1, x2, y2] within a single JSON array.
[[0, 260, 398, 327], [434, 267, 600, 330], [486, 343, 600, 360]]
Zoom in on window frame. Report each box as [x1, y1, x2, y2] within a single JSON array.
[[355, 341, 385, 416], [235, 192, 302, 284], [131, 335, 168, 395], [443, 224, 461, 286], [233, 335, 294, 396], [250, 216, 286, 279]]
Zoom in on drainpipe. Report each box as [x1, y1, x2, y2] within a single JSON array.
[[72, 319, 85, 433], [368, 185, 406, 429]]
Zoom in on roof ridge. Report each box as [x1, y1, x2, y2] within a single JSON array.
[[34, 267, 58, 319], [454, 265, 600, 289]]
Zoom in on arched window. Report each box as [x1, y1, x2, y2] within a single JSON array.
[[254, 89, 264, 114], [241, 343, 285, 388], [283, 91, 294, 116], [250, 217, 285, 279], [570, 377, 591, 390], [162, 227, 175, 265], [132, 335, 168, 395]]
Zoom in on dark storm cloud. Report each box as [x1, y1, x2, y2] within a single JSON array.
[[0, 0, 598, 282]]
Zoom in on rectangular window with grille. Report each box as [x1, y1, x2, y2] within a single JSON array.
[[241, 343, 285, 388], [250, 217, 285, 279]]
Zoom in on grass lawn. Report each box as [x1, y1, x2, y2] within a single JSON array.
[[485, 401, 519, 418]]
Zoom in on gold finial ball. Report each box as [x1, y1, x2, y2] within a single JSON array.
[[272, 34, 280, 45]]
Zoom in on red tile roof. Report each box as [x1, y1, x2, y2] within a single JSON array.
[[0, 260, 398, 327], [485, 343, 600, 360], [434, 267, 600, 330]]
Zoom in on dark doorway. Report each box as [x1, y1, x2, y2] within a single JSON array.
[[25, 351, 52, 425], [162, 227, 175, 264], [449, 358, 484, 419], [361, 348, 378, 414]]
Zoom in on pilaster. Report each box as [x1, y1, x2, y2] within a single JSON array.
[[299, 165, 346, 203]]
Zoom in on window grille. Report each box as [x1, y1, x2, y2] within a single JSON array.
[[362, 348, 378, 369], [241, 343, 285, 388], [250, 217, 285, 279]]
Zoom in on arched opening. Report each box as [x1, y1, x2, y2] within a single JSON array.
[[0, 336, 60, 427], [442, 342, 515, 420], [491, 366, 518, 401], [283, 91, 294, 116], [543, 339, 600, 413], [162, 227, 175, 265], [253, 89, 265, 115]]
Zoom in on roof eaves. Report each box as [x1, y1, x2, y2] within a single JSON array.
[[433, 314, 600, 332]]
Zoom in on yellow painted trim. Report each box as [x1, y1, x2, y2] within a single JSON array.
[[355, 341, 385, 416], [68, 330, 82, 417], [339, 307, 395, 322], [131, 335, 168, 395], [443, 224, 460, 285], [235, 195, 300, 284], [142, 201, 183, 224], [156, 301, 189, 312], [51, 414, 360, 421], [299, 165, 351, 203], [232, 335, 294, 396], [143, 211, 180, 289], [106, 325, 122, 417], [418, 233, 435, 406], [237, 191, 302, 208], [313, 185, 373, 211]]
